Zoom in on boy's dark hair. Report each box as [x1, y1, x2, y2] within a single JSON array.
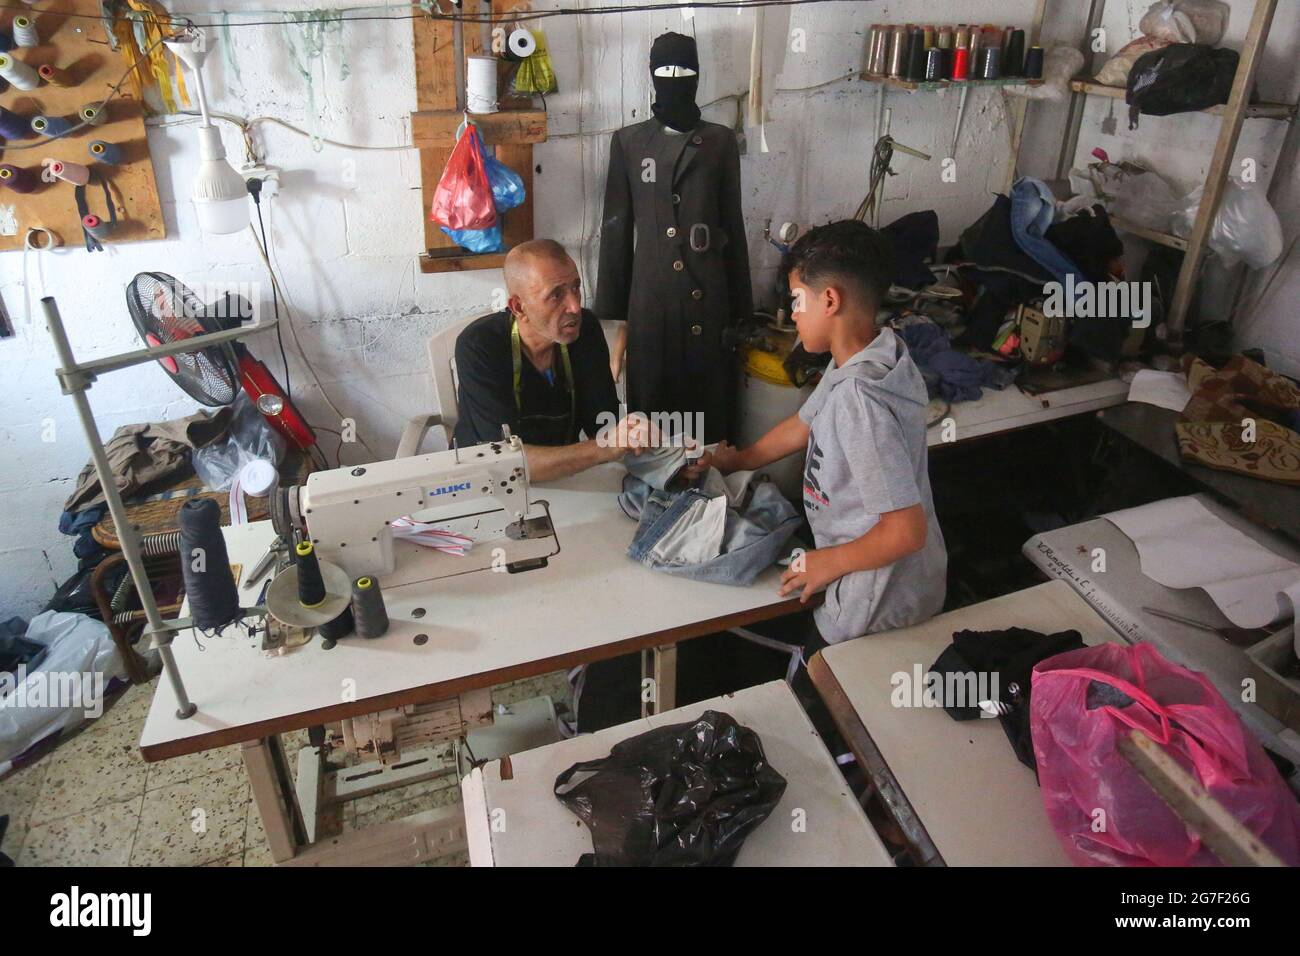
[[781, 219, 894, 312]]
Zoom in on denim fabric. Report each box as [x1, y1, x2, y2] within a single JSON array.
[[1009, 177, 1086, 288], [624, 475, 800, 586]]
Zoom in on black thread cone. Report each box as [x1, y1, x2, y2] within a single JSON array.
[[318, 604, 354, 641], [179, 497, 240, 631], [295, 541, 327, 608], [351, 576, 389, 639]]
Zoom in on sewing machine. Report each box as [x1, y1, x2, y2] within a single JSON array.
[[270, 433, 560, 589], [262, 434, 562, 771]]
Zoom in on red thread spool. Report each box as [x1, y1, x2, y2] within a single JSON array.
[[952, 47, 970, 81]]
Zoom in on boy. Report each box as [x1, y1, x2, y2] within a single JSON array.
[[689, 219, 946, 649]]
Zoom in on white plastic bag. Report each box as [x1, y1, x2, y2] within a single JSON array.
[[1007, 47, 1085, 102], [0, 611, 127, 773], [1172, 178, 1283, 269], [1095, 35, 1170, 87], [192, 392, 285, 492], [1112, 169, 1184, 231], [1140, 1, 1229, 45]]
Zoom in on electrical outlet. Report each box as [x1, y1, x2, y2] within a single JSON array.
[[240, 164, 281, 198]]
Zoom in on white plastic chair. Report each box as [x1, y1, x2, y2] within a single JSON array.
[[394, 314, 479, 458]]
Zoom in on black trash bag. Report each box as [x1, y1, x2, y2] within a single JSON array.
[[553, 709, 787, 866], [1126, 43, 1239, 128]]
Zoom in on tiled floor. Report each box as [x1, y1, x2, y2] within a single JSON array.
[[0, 670, 571, 867]]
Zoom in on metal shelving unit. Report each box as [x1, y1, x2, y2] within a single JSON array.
[[1026, 0, 1293, 350]]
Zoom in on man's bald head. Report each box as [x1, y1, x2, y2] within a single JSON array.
[[504, 239, 573, 296], [504, 238, 584, 348]]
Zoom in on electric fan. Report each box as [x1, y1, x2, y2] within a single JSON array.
[[126, 272, 317, 451]]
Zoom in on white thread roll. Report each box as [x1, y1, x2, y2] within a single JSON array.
[[24, 227, 61, 250], [0, 54, 41, 91], [508, 28, 537, 59], [229, 459, 278, 525], [466, 56, 499, 114], [12, 16, 39, 48]]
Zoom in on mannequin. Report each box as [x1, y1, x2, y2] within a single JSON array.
[[596, 32, 752, 444]]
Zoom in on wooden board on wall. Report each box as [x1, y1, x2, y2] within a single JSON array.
[[0, 0, 165, 251]]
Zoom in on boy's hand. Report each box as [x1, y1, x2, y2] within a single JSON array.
[[683, 440, 743, 479], [779, 547, 844, 603]]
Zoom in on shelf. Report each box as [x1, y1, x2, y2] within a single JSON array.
[[410, 109, 549, 148], [1111, 216, 1189, 252], [861, 73, 1044, 92], [1069, 79, 1296, 120], [419, 250, 509, 274]]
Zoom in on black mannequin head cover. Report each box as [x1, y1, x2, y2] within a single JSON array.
[[650, 32, 701, 133]]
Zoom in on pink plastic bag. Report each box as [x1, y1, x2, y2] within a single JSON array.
[[430, 125, 497, 231], [1031, 642, 1300, 866]]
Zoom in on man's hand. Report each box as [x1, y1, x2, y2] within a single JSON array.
[[779, 547, 844, 603], [682, 440, 744, 479], [597, 413, 659, 461]]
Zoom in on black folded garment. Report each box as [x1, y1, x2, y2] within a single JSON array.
[[930, 627, 1086, 772]]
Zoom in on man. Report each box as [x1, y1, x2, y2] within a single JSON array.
[[454, 239, 652, 480]]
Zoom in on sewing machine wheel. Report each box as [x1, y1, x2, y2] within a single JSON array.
[[270, 485, 299, 539]]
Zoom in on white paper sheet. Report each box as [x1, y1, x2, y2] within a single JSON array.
[[1105, 496, 1300, 631], [1127, 369, 1192, 412]]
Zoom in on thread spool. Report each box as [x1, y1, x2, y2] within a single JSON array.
[[507, 28, 537, 60], [922, 24, 935, 50], [1005, 28, 1026, 77], [924, 47, 944, 82], [968, 26, 983, 67], [80, 104, 107, 127], [12, 16, 38, 49], [351, 576, 389, 639], [937, 26, 953, 50], [952, 47, 971, 82], [88, 139, 123, 165], [466, 55, 498, 114], [1024, 45, 1045, 80], [887, 26, 906, 78], [179, 497, 242, 632], [0, 164, 38, 194], [49, 160, 90, 186], [82, 214, 112, 241], [38, 63, 70, 87], [31, 115, 73, 137], [295, 541, 327, 608], [956, 24, 970, 50], [0, 53, 40, 90], [871, 26, 890, 75], [905, 29, 927, 81], [0, 30, 11, 54], [979, 46, 1002, 80], [318, 605, 354, 644], [0, 106, 33, 140]]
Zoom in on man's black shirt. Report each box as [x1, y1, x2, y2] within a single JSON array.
[[452, 309, 621, 448]]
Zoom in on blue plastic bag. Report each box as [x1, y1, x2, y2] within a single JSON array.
[[441, 221, 504, 253], [484, 151, 526, 213]]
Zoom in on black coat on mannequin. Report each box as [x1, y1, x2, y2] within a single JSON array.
[[595, 34, 752, 444]]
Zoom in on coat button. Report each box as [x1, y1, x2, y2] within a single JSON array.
[[691, 289, 703, 300], [691, 324, 703, 335], [692, 135, 702, 145], [672, 193, 681, 204], [673, 260, 684, 271], [666, 227, 677, 238]]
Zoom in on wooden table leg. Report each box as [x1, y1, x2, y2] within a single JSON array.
[[242, 735, 307, 864]]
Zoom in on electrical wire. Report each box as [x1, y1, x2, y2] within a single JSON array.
[[246, 206, 381, 462], [251, 189, 292, 401], [0, 0, 883, 30]]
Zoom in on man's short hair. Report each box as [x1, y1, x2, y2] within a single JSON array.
[[504, 238, 573, 295], [780, 219, 894, 312]]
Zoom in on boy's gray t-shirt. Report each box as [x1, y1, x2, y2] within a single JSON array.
[[798, 326, 947, 643]]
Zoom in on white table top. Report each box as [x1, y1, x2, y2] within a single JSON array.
[[140, 464, 801, 760], [814, 581, 1120, 866], [460, 680, 895, 867], [1024, 496, 1300, 765], [928, 378, 1129, 448]]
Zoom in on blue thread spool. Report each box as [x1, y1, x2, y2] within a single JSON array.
[[0, 106, 33, 140], [88, 140, 123, 165], [31, 114, 73, 137]]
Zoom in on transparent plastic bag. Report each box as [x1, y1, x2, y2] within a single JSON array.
[[192, 392, 285, 492], [1111, 169, 1183, 231], [1140, 0, 1229, 45], [1172, 178, 1284, 269]]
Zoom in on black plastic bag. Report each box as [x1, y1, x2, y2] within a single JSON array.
[[553, 710, 787, 866], [1126, 43, 1239, 128]]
